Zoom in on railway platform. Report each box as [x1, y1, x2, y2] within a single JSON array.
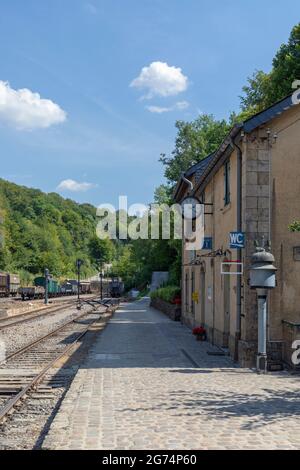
[[42, 298, 300, 450]]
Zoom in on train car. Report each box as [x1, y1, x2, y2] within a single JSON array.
[[109, 277, 124, 298], [0, 272, 9, 297], [60, 282, 73, 295], [8, 273, 20, 296], [34, 276, 59, 297], [90, 279, 110, 295], [80, 281, 91, 294], [66, 279, 79, 294], [18, 285, 45, 300], [90, 280, 100, 293], [0, 272, 20, 297]]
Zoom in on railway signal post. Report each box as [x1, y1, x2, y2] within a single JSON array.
[[76, 259, 83, 309], [44, 268, 50, 305]]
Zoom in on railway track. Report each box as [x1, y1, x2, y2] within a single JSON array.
[[0, 301, 112, 425], [0, 295, 98, 330]]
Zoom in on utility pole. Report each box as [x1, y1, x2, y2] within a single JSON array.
[[76, 259, 83, 309], [44, 268, 49, 305]]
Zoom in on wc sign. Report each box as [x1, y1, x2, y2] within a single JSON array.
[[229, 231, 245, 249]]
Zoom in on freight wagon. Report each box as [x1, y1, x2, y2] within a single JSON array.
[[18, 285, 45, 300], [90, 279, 110, 295], [80, 281, 91, 294], [34, 276, 59, 297], [0, 272, 21, 297]]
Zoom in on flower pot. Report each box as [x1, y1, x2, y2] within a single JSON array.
[[196, 334, 206, 341]]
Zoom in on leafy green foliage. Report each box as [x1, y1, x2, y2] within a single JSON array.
[[88, 236, 116, 269], [0, 179, 115, 281], [159, 114, 230, 185], [288, 220, 300, 232], [240, 23, 300, 117], [150, 286, 181, 303]]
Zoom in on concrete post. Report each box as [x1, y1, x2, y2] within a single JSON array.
[[44, 268, 49, 305]]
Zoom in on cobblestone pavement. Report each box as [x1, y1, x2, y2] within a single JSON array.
[[42, 298, 300, 450]]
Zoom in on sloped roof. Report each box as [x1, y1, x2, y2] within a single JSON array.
[[184, 152, 215, 179], [243, 94, 294, 133], [173, 152, 215, 201], [174, 93, 299, 201]]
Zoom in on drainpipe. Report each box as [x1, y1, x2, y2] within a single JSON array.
[[181, 173, 194, 193], [230, 136, 243, 361], [180, 173, 194, 324]]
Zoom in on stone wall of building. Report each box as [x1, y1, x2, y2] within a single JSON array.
[[239, 129, 271, 364], [178, 103, 300, 369], [150, 297, 181, 321]]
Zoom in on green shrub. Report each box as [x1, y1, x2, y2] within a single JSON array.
[[150, 285, 181, 303], [288, 220, 300, 232]]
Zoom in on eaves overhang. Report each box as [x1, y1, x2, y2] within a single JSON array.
[[192, 124, 243, 196], [243, 94, 294, 133], [174, 92, 299, 202]]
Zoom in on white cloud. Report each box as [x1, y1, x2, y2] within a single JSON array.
[[146, 105, 171, 114], [57, 179, 96, 192], [0, 81, 66, 130], [146, 101, 190, 114], [130, 61, 188, 99]]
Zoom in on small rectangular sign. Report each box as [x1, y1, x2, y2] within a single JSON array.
[[201, 237, 212, 250], [229, 231, 245, 249]]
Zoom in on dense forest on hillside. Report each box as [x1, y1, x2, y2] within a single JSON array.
[[0, 179, 115, 283], [0, 178, 179, 290]]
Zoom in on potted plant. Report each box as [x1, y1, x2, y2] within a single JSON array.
[[192, 326, 207, 341], [171, 295, 181, 305]]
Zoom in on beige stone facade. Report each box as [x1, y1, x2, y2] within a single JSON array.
[[174, 96, 300, 367]]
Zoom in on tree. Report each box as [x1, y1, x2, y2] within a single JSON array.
[[0, 178, 116, 280], [110, 245, 137, 288], [239, 70, 272, 118], [88, 236, 115, 269], [153, 184, 172, 205], [159, 114, 230, 185], [240, 23, 300, 117]]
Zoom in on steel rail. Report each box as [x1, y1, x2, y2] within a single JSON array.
[[0, 309, 96, 365], [0, 303, 114, 423], [0, 295, 98, 330]]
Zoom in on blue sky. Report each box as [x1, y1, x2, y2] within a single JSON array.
[[0, 1, 298, 209]]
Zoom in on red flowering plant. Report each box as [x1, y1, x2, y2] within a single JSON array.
[[171, 295, 181, 305], [192, 326, 207, 340], [192, 326, 206, 335]]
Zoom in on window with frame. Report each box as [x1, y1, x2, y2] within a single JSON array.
[[224, 159, 230, 206]]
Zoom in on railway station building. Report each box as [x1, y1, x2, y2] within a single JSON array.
[[174, 94, 300, 368]]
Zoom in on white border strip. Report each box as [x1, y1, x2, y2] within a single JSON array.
[[221, 262, 243, 275]]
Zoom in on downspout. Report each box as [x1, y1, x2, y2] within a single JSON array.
[[181, 173, 194, 193], [230, 136, 242, 362], [180, 173, 194, 324]]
